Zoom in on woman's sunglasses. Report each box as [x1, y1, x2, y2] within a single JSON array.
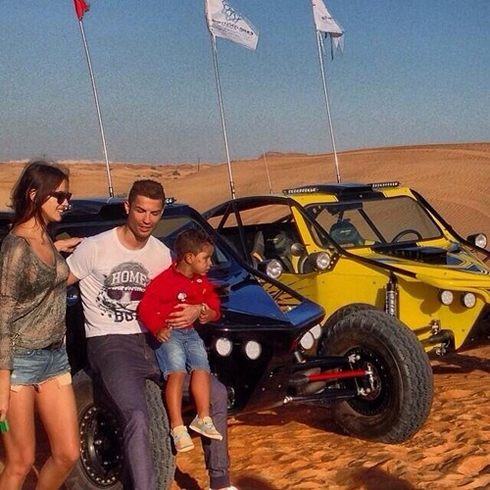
[[50, 191, 73, 205]]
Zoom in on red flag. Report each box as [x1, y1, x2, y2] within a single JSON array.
[[73, 0, 90, 20]]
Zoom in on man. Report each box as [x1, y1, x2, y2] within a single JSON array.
[[67, 180, 236, 490]]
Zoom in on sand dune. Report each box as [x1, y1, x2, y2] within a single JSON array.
[[1, 143, 489, 489], [1, 143, 489, 239]]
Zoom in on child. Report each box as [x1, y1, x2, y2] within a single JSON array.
[[138, 228, 222, 452]]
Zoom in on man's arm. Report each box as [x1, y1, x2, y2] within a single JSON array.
[[67, 271, 80, 286], [65, 236, 95, 286]]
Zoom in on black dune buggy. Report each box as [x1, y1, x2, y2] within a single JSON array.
[[0, 198, 434, 489]]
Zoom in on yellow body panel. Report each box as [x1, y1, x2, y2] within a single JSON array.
[[208, 182, 490, 354], [286, 186, 490, 352]]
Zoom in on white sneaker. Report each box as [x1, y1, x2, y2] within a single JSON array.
[[209, 486, 238, 490], [189, 415, 223, 440]]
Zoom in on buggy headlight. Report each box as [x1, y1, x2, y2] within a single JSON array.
[[310, 324, 322, 340], [299, 331, 315, 350], [461, 292, 476, 309], [215, 338, 232, 357], [439, 290, 454, 306], [299, 323, 323, 350], [311, 252, 331, 271], [265, 259, 283, 279], [475, 234, 487, 248], [467, 233, 487, 249], [244, 341, 262, 360]]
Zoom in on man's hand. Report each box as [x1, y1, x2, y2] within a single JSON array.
[[55, 237, 84, 253], [155, 327, 172, 342], [166, 303, 200, 328]]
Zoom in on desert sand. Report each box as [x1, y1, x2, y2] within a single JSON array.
[[0, 143, 489, 489], [1, 142, 489, 239]]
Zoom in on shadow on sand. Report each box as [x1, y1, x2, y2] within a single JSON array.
[[431, 346, 490, 376], [350, 466, 416, 490], [174, 468, 278, 490]]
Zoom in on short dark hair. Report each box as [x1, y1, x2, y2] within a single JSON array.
[[174, 228, 214, 262], [10, 160, 69, 227], [128, 180, 165, 204]]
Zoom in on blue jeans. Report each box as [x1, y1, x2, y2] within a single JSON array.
[[155, 327, 210, 378], [194, 375, 231, 489], [87, 333, 230, 490], [11, 345, 70, 387]]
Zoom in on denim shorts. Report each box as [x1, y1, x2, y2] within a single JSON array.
[[10, 345, 71, 389], [154, 328, 210, 378]]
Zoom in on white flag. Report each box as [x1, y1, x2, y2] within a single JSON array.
[[205, 0, 259, 51], [312, 0, 344, 52]]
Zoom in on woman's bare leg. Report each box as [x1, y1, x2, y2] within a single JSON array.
[[34, 376, 80, 490], [0, 386, 36, 490]]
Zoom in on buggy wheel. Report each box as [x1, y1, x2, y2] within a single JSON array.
[[65, 370, 175, 489], [320, 309, 433, 443], [147, 379, 175, 490], [323, 303, 378, 331]]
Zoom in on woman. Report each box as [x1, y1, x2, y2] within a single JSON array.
[[0, 161, 81, 489]]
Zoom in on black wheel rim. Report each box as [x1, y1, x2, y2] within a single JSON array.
[[343, 347, 393, 416], [79, 403, 124, 488]]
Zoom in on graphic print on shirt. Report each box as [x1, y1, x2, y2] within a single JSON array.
[[96, 261, 150, 323], [176, 278, 206, 304]]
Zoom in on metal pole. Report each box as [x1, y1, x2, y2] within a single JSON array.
[[263, 152, 273, 194], [209, 35, 236, 199], [78, 20, 114, 197], [315, 31, 341, 183]]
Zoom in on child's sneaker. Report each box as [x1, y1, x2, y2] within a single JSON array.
[[189, 415, 223, 440], [170, 425, 195, 452]]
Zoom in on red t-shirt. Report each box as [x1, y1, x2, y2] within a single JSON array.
[[138, 264, 221, 335]]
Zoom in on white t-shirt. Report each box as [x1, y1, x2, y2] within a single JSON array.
[[67, 228, 172, 337]]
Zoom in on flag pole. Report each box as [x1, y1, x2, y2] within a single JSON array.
[[76, 17, 114, 197], [262, 152, 273, 194], [209, 35, 236, 200], [205, 0, 259, 199], [315, 31, 341, 183]]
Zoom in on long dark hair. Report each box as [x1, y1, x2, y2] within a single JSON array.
[[10, 160, 69, 228]]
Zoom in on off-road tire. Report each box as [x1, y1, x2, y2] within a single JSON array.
[[147, 379, 175, 490], [65, 370, 175, 490], [323, 303, 378, 331], [311, 303, 377, 357], [320, 309, 433, 443]]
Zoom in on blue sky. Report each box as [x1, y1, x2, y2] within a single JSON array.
[[1, 1, 489, 164]]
